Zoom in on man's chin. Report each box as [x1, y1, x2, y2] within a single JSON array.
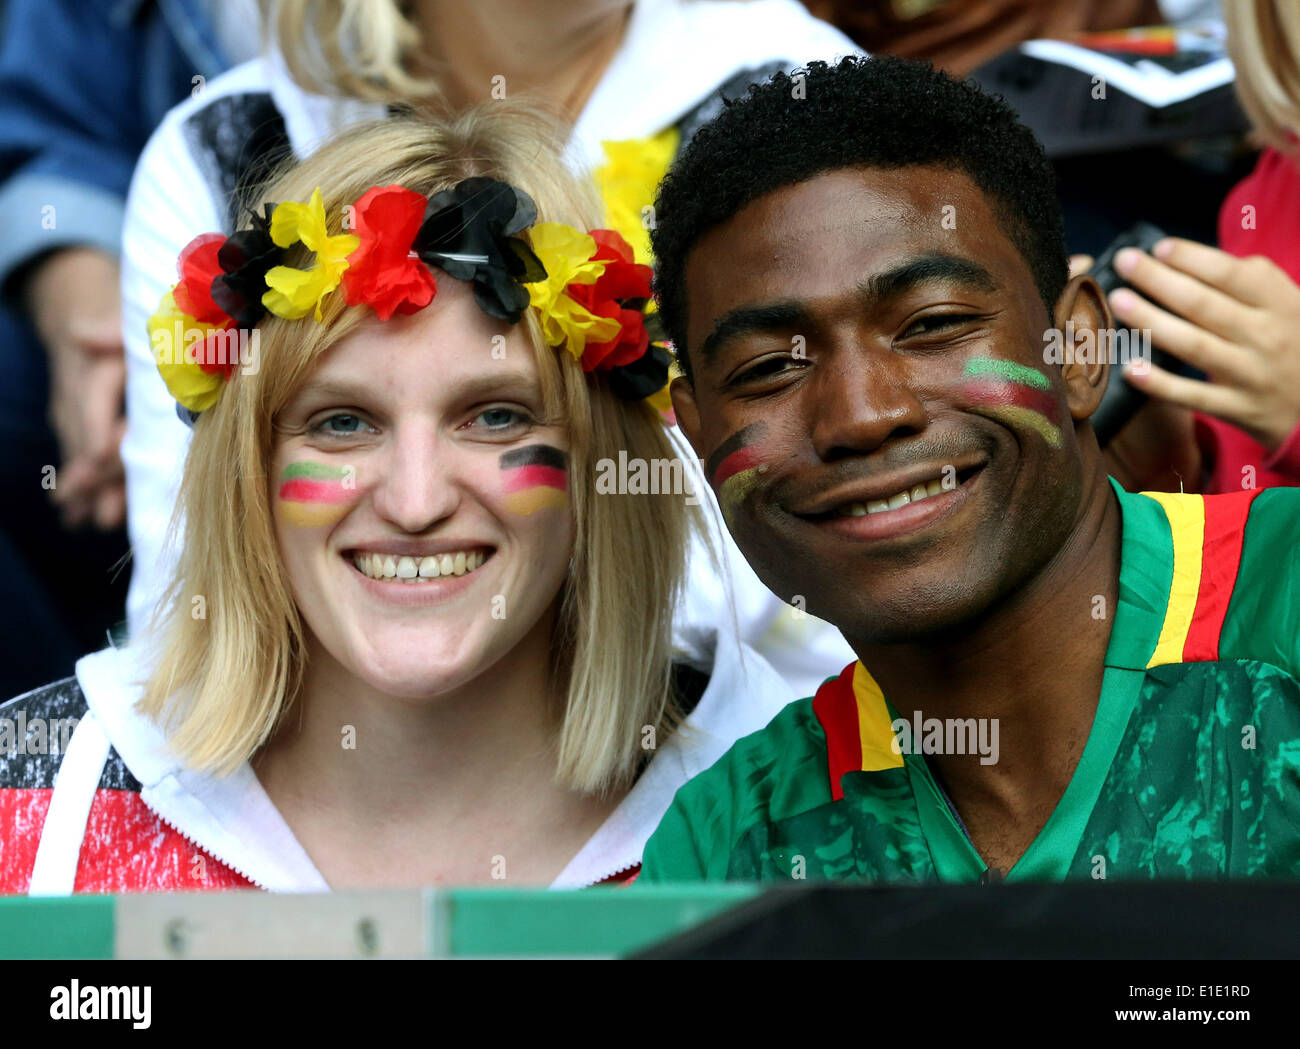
[[805, 585, 998, 649]]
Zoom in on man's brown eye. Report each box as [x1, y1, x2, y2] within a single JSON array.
[[905, 314, 976, 337], [738, 356, 798, 382]]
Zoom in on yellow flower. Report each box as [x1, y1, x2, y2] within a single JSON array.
[[526, 223, 621, 359], [262, 187, 360, 321], [645, 379, 673, 418], [147, 290, 227, 412], [593, 127, 679, 267]]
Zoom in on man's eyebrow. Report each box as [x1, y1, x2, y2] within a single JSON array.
[[695, 254, 1000, 366], [698, 301, 811, 365], [858, 253, 1000, 306]]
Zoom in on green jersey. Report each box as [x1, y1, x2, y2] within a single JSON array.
[[641, 481, 1300, 882]]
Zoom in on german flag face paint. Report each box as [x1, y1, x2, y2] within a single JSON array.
[[278, 461, 356, 527], [500, 445, 569, 516], [961, 356, 1062, 448], [706, 422, 770, 519]]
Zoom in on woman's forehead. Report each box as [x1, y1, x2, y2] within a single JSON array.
[[307, 296, 543, 395]]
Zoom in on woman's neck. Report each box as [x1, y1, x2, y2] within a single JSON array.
[[410, 0, 634, 118], [252, 611, 621, 886]]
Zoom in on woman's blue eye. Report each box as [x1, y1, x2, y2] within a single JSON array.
[[478, 407, 524, 429], [317, 414, 367, 434]]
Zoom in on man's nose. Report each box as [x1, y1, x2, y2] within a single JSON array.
[[807, 349, 928, 462]]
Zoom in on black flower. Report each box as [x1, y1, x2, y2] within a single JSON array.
[[607, 342, 671, 402], [211, 204, 282, 328], [413, 178, 546, 323]]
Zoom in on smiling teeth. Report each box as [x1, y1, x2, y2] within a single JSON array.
[[837, 478, 950, 518], [352, 550, 488, 581]]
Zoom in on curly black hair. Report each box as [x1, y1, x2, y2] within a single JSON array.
[[652, 55, 1069, 383]]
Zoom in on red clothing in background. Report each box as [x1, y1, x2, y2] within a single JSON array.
[[1219, 148, 1300, 284], [1199, 147, 1300, 493]]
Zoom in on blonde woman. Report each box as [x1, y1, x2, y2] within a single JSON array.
[[0, 108, 790, 894], [119, 0, 861, 700]]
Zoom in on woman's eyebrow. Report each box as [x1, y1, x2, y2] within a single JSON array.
[[289, 372, 542, 406], [443, 372, 543, 401], [288, 379, 368, 403]]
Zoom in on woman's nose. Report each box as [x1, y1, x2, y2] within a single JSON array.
[[369, 421, 463, 532]]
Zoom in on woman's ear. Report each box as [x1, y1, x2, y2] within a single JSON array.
[[1053, 274, 1113, 422]]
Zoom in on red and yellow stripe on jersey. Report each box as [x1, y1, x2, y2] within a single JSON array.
[[811, 662, 903, 802], [1141, 488, 1263, 666]]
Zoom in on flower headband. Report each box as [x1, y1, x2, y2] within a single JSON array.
[[147, 177, 672, 424]]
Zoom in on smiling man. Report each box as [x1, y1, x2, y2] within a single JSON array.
[[639, 56, 1300, 882]]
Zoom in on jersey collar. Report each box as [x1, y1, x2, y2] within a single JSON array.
[[810, 479, 1253, 881]]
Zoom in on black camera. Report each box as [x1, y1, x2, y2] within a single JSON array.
[[1086, 222, 1203, 446]]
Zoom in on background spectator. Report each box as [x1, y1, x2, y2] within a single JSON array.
[[0, 0, 257, 696], [1102, 0, 1300, 493]]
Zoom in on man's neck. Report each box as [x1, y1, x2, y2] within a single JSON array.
[[848, 470, 1123, 870]]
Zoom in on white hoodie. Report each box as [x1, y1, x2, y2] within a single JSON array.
[[119, 0, 860, 699], [17, 625, 796, 894]]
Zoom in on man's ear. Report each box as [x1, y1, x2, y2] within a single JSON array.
[[1053, 273, 1112, 422], [670, 376, 704, 456]]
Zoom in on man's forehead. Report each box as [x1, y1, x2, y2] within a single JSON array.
[[683, 166, 1021, 331]]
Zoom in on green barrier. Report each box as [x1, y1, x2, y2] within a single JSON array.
[[0, 886, 759, 959], [445, 885, 759, 958], [0, 895, 115, 960]]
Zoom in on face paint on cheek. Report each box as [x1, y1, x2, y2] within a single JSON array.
[[277, 461, 358, 527], [961, 357, 1063, 448], [705, 422, 771, 520], [500, 445, 569, 515]]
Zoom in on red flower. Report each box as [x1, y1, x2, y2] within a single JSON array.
[[173, 233, 234, 325], [565, 229, 652, 372], [342, 185, 437, 320], [195, 330, 241, 379]]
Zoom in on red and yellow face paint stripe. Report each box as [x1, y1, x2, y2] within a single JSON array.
[[278, 462, 355, 527], [1143, 488, 1262, 666], [705, 423, 769, 519], [962, 357, 1062, 448], [811, 661, 905, 802], [501, 445, 569, 515]]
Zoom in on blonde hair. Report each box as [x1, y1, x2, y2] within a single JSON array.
[[262, 0, 441, 104], [1225, 0, 1300, 153], [139, 105, 691, 795]]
